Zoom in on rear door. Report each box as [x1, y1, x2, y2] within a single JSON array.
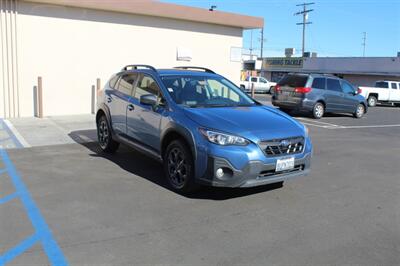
[[106, 73, 137, 135], [389, 82, 400, 101], [326, 78, 343, 111]]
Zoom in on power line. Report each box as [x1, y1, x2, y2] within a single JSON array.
[[294, 2, 315, 57], [362, 32, 367, 57]]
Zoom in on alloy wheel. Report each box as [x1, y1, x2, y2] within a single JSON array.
[[356, 105, 365, 118], [98, 119, 109, 149], [167, 147, 188, 189], [314, 103, 324, 119]]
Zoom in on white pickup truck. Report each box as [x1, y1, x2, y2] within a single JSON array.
[[239, 76, 276, 94], [360, 81, 400, 107]]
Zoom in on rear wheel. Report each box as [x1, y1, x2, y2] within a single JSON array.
[[312, 102, 325, 119], [367, 96, 377, 107], [353, 104, 365, 118], [97, 115, 119, 153], [164, 140, 199, 193]]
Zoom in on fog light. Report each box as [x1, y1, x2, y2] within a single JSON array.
[[216, 168, 224, 178]]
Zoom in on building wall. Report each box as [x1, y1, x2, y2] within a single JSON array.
[[342, 74, 400, 87], [1, 1, 243, 118]]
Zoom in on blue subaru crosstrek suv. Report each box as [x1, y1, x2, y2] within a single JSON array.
[[96, 65, 312, 193]]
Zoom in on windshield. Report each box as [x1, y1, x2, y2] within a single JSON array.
[[161, 75, 256, 108]]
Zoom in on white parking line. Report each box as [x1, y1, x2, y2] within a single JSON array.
[[331, 124, 400, 129], [294, 117, 342, 128]]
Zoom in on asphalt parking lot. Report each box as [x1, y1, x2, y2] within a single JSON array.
[[1, 97, 400, 265]]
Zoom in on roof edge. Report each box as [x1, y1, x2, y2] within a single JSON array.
[[22, 0, 264, 29]]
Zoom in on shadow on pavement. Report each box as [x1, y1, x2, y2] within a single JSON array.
[[69, 130, 284, 200]]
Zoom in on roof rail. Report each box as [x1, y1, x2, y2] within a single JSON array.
[[122, 64, 157, 72], [173, 66, 215, 74]]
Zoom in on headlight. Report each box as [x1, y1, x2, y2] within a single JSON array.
[[199, 128, 250, 146]]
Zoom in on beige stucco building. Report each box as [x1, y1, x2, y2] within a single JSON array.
[[0, 0, 263, 118]]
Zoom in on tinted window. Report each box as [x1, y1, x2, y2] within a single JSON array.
[[327, 79, 342, 92], [117, 74, 137, 95], [375, 82, 389, 88], [109, 75, 119, 89], [391, 83, 398, 89], [161, 75, 255, 108], [260, 78, 268, 83], [251, 77, 258, 82], [311, 78, 326, 90], [134, 75, 160, 99], [278, 75, 308, 87], [342, 81, 355, 94]]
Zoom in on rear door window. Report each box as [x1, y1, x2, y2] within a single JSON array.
[[117, 74, 137, 95], [327, 79, 342, 92], [311, 78, 326, 90], [375, 82, 389, 88], [251, 77, 258, 82], [278, 75, 308, 87], [391, 83, 398, 89], [109, 75, 120, 89]]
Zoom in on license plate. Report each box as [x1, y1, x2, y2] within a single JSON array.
[[276, 157, 295, 172]]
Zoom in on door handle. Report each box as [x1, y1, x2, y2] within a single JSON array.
[[127, 104, 135, 111], [107, 96, 112, 103]]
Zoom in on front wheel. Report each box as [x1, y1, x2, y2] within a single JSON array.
[[97, 115, 119, 153], [164, 140, 199, 193], [367, 96, 377, 107], [353, 104, 365, 119], [312, 102, 325, 119]]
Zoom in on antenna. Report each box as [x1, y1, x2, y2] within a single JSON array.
[[295, 2, 315, 57]]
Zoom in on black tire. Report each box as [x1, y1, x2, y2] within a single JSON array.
[[367, 96, 377, 107], [97, 115, 120, 153], [353, 104, 365, 119], [312, 102, 325, 119], [164, 140, 199, 193]]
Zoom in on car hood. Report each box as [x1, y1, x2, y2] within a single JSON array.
[[183, 105, 305, 142]]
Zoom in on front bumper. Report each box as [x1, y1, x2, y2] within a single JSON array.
[[198, 151, 312, 187]]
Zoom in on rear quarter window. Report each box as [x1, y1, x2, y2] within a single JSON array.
[[311, 78, 326, 90], [278, 75, 308, 87]]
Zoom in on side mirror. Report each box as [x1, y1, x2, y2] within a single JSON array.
[[140, 94, 157, 106]]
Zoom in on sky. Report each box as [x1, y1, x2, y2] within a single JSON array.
[[161, 0, 400, 58]]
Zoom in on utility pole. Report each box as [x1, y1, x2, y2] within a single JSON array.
[[249, 29, 253, 57], [295, 2, 314, 57], [362, 32, 367, 57], [259, 27, 267, 58]]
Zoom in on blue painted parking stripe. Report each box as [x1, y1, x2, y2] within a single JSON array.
[[0, 120, 23, 148], [0, 149, 68, 265], [0, 234, 41, 265], [0, 192, 19, 204]]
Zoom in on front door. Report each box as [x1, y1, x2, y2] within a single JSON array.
[[126, 74, 167, 152], [341, 80, 359, 112]]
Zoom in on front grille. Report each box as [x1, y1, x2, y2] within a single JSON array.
[[259, 136, 304, 156]]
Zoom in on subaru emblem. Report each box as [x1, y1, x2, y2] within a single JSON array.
[[280, 140, 291, 147]]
